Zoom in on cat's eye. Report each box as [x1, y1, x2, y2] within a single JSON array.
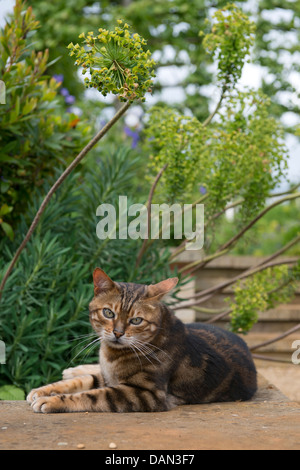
[[130, 317, 143, 325], [103, 308, 115, 319]]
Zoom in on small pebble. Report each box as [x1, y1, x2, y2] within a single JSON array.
[[1, 427, 8, 430], [77, 444, 85, 449], [57, 442, 68, 446], [109, 442, 117, 449]]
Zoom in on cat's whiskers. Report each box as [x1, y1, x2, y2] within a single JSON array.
[[70, 336, 101, 364], [137, 339, 172, 361], [126, 341, 143, 370], [130, 342, 157, 366], [129, 338, 162, 365], [131, 337, 168, 361], [68, 333, 99, 354]]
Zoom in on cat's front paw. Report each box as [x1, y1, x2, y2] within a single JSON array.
[[27, 385, 56, 404], [31, 395, 67, 414], [27, 388, 43, 404]]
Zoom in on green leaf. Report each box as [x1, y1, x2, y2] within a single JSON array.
[[0, 204, 12, 216], [0, 385, 25, 401], [1, 221, 14, 240], [22, 97, 37, 115]]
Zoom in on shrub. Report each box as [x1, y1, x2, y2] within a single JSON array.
[[0, 147, 175, 394], [0, 0, 92, 239]]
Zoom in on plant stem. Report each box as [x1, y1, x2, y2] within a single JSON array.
[[250, 323, 300, 352], [178, 248, 229, 275], [0, 100, 131, 300], [173, 258, 298, 310], [202, 85, 226, 127], [180, 192, 300, 275], [135, 163, 168, 269], [251, 354, 291, 364]]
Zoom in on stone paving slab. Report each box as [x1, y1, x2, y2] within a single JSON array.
[[0, 375, 299, 450]]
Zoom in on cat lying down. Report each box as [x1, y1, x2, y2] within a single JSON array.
[[27, 268, 257, 413]]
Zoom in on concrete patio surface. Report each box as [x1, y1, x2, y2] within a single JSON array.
[[0, 375, 299, 450]]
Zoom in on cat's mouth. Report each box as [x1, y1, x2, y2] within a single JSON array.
[[106, 336, 127, 348]]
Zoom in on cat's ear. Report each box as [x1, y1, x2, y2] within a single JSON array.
[[93, 268, 115, 295], [147, 277, 178, 300]]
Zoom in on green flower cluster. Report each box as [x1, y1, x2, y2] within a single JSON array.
[[145, 90, 288, 215], [229, 265, 299, 334], [68, 20, 156, 102], [202, 3, 255, 88], [144, 106, 209, 202]]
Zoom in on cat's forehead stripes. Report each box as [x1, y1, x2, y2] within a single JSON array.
[[117, 283, 147, 313]]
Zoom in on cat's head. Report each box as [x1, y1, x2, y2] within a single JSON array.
[[89, 268, 178, 349]]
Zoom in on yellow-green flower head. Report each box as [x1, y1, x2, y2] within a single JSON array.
[[68, 21, 156, 102]]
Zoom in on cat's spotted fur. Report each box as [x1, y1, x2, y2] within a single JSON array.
[[27, 268, 257, 413]]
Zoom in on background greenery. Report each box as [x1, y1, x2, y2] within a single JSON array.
[[0, 0, 299, 397]]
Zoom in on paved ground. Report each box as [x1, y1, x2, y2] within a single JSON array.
[[256, 363, 300, 403], [0, 375, 299, 450]]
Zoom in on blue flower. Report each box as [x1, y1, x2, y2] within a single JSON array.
[[199, 185, 207, 195], [124, 126, 140, 149], [61, 87, 70, 97], [65, 95, 76, 105], [53, 74, 64, 83]]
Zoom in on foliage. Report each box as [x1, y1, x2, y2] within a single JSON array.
[[0, 385, 25, 400], [144, 6, 286, 215], [0, 0, 92, 239], [144, 106, 208, 201], [145, 89, 288, 222], [0, 147, 175, 394], [23, 0, 300, 128], [24, 0, 248, 119], [211, 198, 300, 257], [205, 89, 288, 222], [202, 3, 255, 88], [228, 264, 300, 334], [255, 0, 300, 125], [68, 20, 156, 102], [0, 0, 299, 393]]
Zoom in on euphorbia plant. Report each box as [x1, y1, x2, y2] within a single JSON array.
[[0, 6, 155, 300], [68, 21, 155, 102]]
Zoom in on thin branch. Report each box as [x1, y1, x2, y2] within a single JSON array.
[[0, 101, 131, 300], [218, 192, 300, 254], [165, 193, 209, 259], [268, 183, 300, 198], [250, 323, 300, 352], [169, 187, 299, 262], [177, 248, 229, 275], [193, 306, 228, 315], [171, 198, 244, 260], [251, 354, 292, 364], [173, 258, 298, 310], [202, 85, 227, 127], [203, 276, 298, 324], [135, 164, 168, 269], [179, 192, 300, 275], [254, 234, 300, 269], [204, 308, 232, 323]]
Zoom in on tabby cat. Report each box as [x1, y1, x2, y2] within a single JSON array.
[[27, 268, 257, 413]]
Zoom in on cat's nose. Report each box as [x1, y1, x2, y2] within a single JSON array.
[[113, 329, 124, 339]]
